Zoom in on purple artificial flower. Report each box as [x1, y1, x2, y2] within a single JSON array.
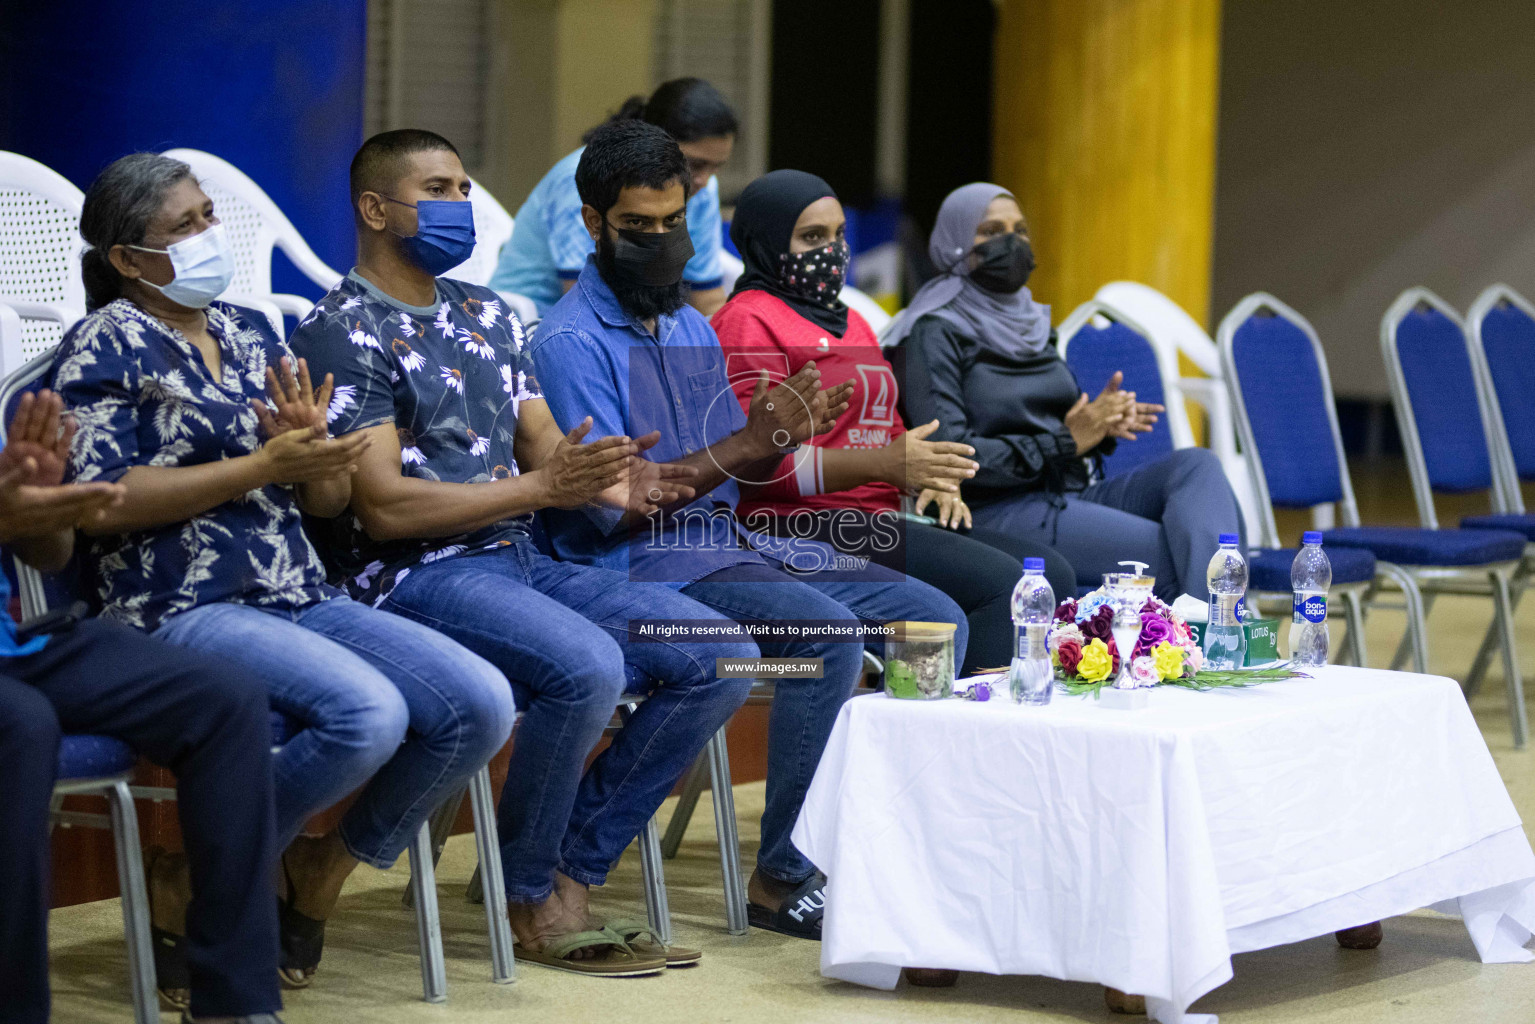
[[1133, 613, 1176, 659]]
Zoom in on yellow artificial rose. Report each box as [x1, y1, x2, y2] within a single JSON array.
[[1078, 638, 1114, 682], [1152, 641, 1185, 681]]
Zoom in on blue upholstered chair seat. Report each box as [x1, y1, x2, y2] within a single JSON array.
[[1248, 546, 1378, 592], [1461, 513, 1535, 542], [1322, 526, 1526, 566], [57, 734, 137, 780]]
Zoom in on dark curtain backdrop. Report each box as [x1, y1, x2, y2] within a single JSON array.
[[0, 0, 366, 298]]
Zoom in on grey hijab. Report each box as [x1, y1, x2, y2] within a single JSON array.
[[885, 182, 1052, 359]]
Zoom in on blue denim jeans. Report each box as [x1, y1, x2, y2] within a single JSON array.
[[973, 448, 1245, 601], [154, 596, 515, 867], [378, 541, 756, 902], [681, 559, 967, 885]]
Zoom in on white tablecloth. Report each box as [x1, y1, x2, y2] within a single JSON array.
[[791, 666, 1535, 1023]]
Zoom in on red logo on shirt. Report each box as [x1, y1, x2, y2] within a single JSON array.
[[854, 364, 897, 427]]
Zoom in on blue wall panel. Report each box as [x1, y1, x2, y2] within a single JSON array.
[[0, 0, 366, 297]]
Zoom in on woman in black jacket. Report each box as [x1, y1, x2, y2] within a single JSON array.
[[889, 183, 1243, 601]]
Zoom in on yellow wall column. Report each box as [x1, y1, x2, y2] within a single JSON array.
[[992, 0, 1221, 326]]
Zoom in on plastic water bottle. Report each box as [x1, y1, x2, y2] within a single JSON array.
[[1203, 533, 1248, 671], [1009, 557, 1056, 705], [1290, 531, 1331, 668]]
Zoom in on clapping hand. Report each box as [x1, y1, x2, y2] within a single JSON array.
[[254, 356, 333, 439], [539, 417, 640, 509], [592, 431, 700, 517], [0, 389, 125, 541], [1097, 371, 1163, 441], [887, 420, 977, 493], [744, 362, 854, 454]]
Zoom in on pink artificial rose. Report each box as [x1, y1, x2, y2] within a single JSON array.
[[1184, 644, 1204, 674], [1128, 655, 1160, 688]]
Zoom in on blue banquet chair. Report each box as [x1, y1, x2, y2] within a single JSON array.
[[1219, 292, 1528, 745]]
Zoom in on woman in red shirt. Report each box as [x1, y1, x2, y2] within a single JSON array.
[[713, 170, 1075, 675]]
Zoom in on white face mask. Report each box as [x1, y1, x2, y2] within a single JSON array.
[[128, 222, 236, 308]]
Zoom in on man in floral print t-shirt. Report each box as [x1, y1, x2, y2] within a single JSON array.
[[289, 129, 759, 973], [292, 272, 542, 603]]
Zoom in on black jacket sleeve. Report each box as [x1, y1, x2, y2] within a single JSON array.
[[901, 316, 1080, 491]]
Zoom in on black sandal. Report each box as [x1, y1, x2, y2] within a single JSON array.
[[145, 848, 191, 1012], [277, 853, 326, 988], [747, 873, 827, 940]]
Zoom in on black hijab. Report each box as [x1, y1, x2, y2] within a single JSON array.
[[729, 169, 850, 337]]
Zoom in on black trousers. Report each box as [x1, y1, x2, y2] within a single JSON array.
[[0, 618, 280, 1022], [759, 510, 1077, 675]]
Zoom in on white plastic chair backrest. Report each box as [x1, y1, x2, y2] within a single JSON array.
[[0, 151, 87, 361], [841, 285, 892, 335], [455, 177, 515, 287], [1095, 281, 1220, 377], [1057, 299, 1196, 449], [719, 250, 744, 293], [163, 148, 343, 295]]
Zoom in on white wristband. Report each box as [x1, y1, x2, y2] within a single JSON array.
[[792, 445, 824, 496]]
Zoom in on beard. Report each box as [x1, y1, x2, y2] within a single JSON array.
[[595, 231, 688, 320]]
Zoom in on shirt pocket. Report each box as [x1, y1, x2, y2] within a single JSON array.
[[688, 366, 735, 442]]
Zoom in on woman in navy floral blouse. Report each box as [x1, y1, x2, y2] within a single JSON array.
[[52, 153, 515, 996]]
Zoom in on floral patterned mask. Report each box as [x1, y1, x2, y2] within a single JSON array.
[[776, 239, 851, 310]]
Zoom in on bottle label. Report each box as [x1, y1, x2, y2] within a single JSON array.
[[1017, 624, 1048, 659], [1209, 594, 1242, 627], [1294, 593, 1327, 623]]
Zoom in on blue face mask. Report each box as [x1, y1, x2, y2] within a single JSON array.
[[384, 196, 476, 276]]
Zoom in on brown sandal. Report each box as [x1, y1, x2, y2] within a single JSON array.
[[145, 847, 191, 1012], [608, 919, 701, 967], [513, 927, 667, 977]]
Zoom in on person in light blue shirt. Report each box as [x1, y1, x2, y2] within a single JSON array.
[[490, 77, 736, 318]]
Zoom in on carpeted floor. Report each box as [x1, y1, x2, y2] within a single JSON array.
[[46, 583, 1535, 1024]]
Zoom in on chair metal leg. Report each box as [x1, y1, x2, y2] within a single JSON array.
[[1390, 590, 1434, 672], [404, 788, 467, 910], [1492, 568, 1529, 749], [1342, 590, 1368, 667], [468, 765, 515, 983], [408, 822, 448, 1003], [1377, 564, 1429, 673], [106, 780, 157, 1024], [637, 817, 673, 945], [706, 728, 749, 936], [1467, 568, 1526, 696], [660, 752, 709, 859], [1465, 620, 1500, 697]]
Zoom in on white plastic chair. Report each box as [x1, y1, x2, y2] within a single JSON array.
[[162, 148, 343, 319], [459, 176, 538, 325], [460, 176, 514, 288], [0, 150, 89, 366], [1094, 280, 1265, 533]]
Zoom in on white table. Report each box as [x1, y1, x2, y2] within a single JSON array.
[[792, 666, 1535, 1023]]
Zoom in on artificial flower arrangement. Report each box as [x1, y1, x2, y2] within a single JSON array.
[[1049, 589, 1294, 696]]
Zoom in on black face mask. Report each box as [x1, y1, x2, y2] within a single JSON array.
[[605, 221, 695, 288], [596, 227, 688, 321], [969, 233, 1035, 294]]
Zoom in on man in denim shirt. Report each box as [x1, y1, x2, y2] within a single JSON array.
[[292, 129, 760, 976], [532, 121, 967, 939]]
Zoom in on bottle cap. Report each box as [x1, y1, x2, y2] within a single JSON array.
[[1302, 531, 1322, 544], [1024, 557, 1045, 572], [1219, 533, 1239, 545]]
